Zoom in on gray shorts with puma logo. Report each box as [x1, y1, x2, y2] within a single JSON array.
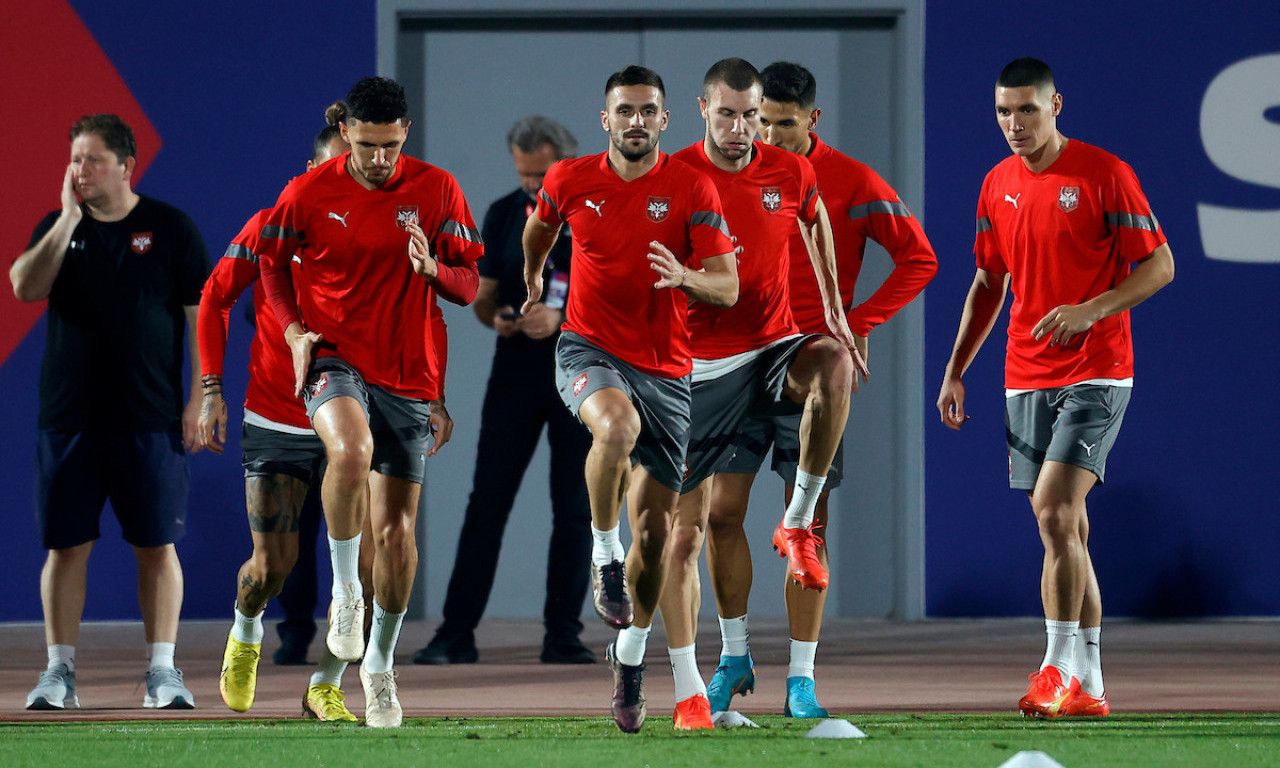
[[1004, 383, 1131, 490]]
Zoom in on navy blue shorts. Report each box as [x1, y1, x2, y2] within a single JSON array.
[[35, 430, 189, 550]]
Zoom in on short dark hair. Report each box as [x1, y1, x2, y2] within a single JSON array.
[[507, 115, 578, 159], [69, 114, 136, 163], [313, 101, 347, 160], [703, 57, 760, 97], [604, 65, 666, 100], [997, 57, 1055, 92], [345, 77, 409, 124], [760, 61, 817, 109]]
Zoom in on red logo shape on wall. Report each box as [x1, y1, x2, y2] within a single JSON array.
[[0, 0, 162, 367]]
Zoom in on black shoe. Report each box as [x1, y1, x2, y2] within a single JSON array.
[[273, 640, 310, 666], [591, 561, 634, 629], [606, 641, 646, 733], [541, 635, 596, 664], [411, 630, 478, 665], [272, 625, 316, 666]]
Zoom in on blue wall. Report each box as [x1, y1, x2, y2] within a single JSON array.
[[923, 2, 1280, 616], [0, 0, 375, 622], [1, 1, 1276, 622]]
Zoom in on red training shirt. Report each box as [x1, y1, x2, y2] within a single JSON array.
[[537, 152, 734, 378], [199, 209, 450, 430], [673, 141, 814, 359], [974, 139, 1167, 389], [259, 153, 480, 400], [787, 133, 937, 337]]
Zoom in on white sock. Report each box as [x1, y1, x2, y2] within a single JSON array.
[[718, 614, 750, 658], [231, 606, 263, 645], [1040, 619, 1078, 677], [789, 639, 818, 679], [591, 523, 625, 567], [310, 646, 348, 688], [669, 644, 707, 702], [48, 644, 75, 673], [783, 470, 826, 529], [328, 533, 362, 602], [148, 642, 176, 671], [1075, 626, 1104, 696], [615, 624, 650, 667], [362, 602, 405, 675]]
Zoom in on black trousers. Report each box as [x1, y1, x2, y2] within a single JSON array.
[[438, 337, 592, 640]]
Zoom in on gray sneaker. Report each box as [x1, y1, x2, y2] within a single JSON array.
[[143, 667, 195, 709], [26, 664, 80, 710]]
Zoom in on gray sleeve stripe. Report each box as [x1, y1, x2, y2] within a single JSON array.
[[976, 216, 993, 234], [222, 242, 258, 264], [1106, 211, 1159, 233], [803, 186, 818, 206], [849, 200, 912, 220], [441, 219, 483, 244], [259, 224, 299, 241], [690, 210, 731, 238], [538, 189, 559, 214]]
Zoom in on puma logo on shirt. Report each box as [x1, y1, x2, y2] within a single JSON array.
[[1004, 193, 1021, 209], [585, 200, 605, 217], [328, 211, 350, 227]]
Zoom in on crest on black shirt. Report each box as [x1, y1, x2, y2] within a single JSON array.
[[646, 196, 670, 223], [761, 187, 782, 213], [131, 232, 153, 254], [396, 206, 419, 229]]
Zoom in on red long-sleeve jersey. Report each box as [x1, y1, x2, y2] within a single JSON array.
[[787, 133, 937, 337]]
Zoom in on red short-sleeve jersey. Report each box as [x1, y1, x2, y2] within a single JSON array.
[[257, 153, 481, 400], [538, 152, 733, 378], [787, 133, 937, 337], [974, 139, 1167, 389], [673, 142, 814, 359]]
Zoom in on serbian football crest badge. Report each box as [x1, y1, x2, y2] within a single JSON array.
[[761, 187, 782, 213], [1058, 186, 1080, 213], [310, 373, 329, 398], [131, 232, 153, 254], [646, 196, 671, 223], [573, 372, 588, 397], [396, 206, 420, 229]]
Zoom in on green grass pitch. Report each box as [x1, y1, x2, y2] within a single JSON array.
[[2, 713, 1276, 768]]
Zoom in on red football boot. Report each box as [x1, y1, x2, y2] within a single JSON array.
[[1059, 677, 1111, 717], [673, 693, 714, 730], [772, 522, 828, 591], [1019, 666, 1071, 717]]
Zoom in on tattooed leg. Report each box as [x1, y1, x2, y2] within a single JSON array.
[[235, 474, 307, 615]]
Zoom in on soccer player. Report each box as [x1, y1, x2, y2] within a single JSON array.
[[258, 77, 482, 728], [704, 61, 939, 718], [14, 114, 209, 711], [521, 65, 737, 733], [658, 57, 866, 729], [936, 57, 1174, 717], [200, 105, 451, 720]]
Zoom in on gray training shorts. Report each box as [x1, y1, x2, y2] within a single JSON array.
[[720, 411, 845, 490], [1005, 383, 1131, 490], [682, 334, 817, 492], [555, 331, 691, 492], [302, 356, 432, 484], [240, 422, 325, 483]]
